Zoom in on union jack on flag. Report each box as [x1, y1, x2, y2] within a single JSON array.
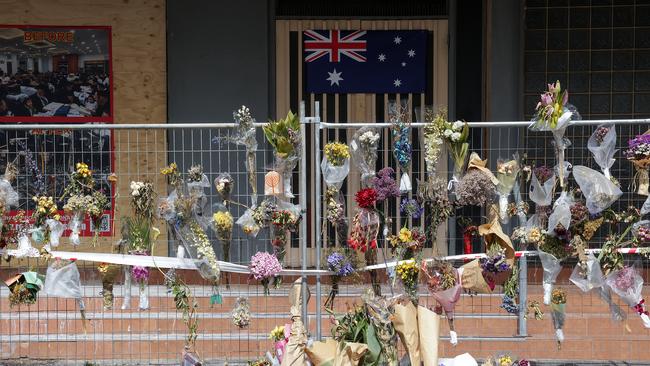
[[304, 30, 367, 63], [303, 30, 427, 93]]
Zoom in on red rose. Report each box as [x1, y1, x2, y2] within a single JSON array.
[[355, 188, 377, 208]]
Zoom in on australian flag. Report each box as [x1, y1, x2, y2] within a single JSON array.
[[304, 30, 427, 93]]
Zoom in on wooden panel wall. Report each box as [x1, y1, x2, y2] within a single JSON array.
[[0, 0, 167, 256], [276, 20, 449, 265]]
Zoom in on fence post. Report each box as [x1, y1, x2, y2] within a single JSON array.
[[514, 179, 528, 337], [313, 104, 323, 341], [299, 102, 310, 332]]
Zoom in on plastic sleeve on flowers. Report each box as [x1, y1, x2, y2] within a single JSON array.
[[449, 330, 458, 346], [121, 267, 132, 310], [399, 173, 412, 193], [543, 283, 553, 305], [555, 329, 565, 343], [641, 313, 650, 328], [138, 284, 150, 310], [498, 194, 509, 225], [573, 165, 622, 214]]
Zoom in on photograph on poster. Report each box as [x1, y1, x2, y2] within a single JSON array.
[[0, 25, 112, 122]]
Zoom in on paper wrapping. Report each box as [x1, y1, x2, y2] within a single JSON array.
[[417, 306, 440, 366], [392, 301, 421, 366], [467, 152, 499, 185], [478, 219, 515, 266], [461, 259, 492, 294], [281, 279, 310, 366], [305, 339, 368, 366]]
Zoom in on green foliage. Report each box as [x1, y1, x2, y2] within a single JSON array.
[[263, 110, 300, 158]]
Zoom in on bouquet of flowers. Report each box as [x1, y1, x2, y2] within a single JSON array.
[[5, 271, 44, 307], [501, 264, 519, 314], [442, 119, 469, 188], [417, 176, 453, 245], [538, 230, 571, 305], [351, 127, 380, 186], [588, 124, 617, 179], [625, 132, 650, 196], [322, 142, 350, 188], [232, 296, 252, 328], [348, 188, 381, 294], [237, 207, 261, 238], [550, 288, 567, 348], [480, 244, 511, 274], [363, 290, 399, 366], [43, 259, 88, 331], [572, 165, 622, 215], [0, 162, 19, 228], [161, 163, 221, 289], [529, 81, 579, 190], [187, 164, 210, 215], [400, 197, 423, 219], [496, 157, 520, 224], [97, 262, 121, 310], [389, 102, 413, 192], [388, 226, 426, 262], [212, 207, 233, 288], [61, 162, 108, 246], [423, 260, 461, 345], [250, 251, 282, 295], [529, 165, 555, 226], [330, 304, 381, 366], [325, 186, 347, 243], [231, 105, 259, 205], [324, 249, 355, 310], [264, 110, 301, 198], [422, 107, 446, 177], [605, 265, 650, 328], [395, 260, 420, 304], [215, 173, 234, 205], [270, 324, 290, 362], [455, 154, 498, 207], [269, 201, 302, 265], [370, 167, 400, 203], [1, 211, 37, 257], [30, 195, 63, 249]]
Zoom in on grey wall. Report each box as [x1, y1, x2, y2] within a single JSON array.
[[167, 0, 271, 122]]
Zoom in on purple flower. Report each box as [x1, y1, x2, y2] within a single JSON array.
[[400, 197, 423, 219], [614, 267, 636, 291], [540, 92, 552, 106], [327, 252, 354, 277], [132, 265, 149, 283], [501, 294, 518, 314], [370, 167, 400, 202], [249, 252, 282, 281]]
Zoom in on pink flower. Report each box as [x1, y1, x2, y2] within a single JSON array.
[[249, 252, 282, 281], [540, 92, 553, 106]]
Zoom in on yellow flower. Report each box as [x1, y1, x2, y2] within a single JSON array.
[[54, 214, 61, 221], [324, 142, 350, 166], [269, 325, 285, 341], [398, 227, 412, 243], [213, 211, 233, 231]]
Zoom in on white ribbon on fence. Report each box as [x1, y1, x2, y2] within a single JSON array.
[[1, 247, 646, 277]]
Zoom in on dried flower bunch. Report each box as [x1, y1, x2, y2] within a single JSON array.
[[455, 169, 496, 207]]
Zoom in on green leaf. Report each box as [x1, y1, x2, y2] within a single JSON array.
[[362, 324, 382, 366]]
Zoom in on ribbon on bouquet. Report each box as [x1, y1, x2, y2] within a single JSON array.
[[634, 299, 649, 316]]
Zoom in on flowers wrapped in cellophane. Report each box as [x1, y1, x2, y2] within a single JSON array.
[[389, 101, 413, 193], [237, 207, 261, 238], [61, 162, 108, 246], [421, 107, 446, 177], [348, 188, 381, 294], [588, 124, 617, 179], [529, 165, 556, 227], [269, 200, 302, 266], [43, 259, 88, 332], [550, 288, 567, 348], [605, 265, 650, 328], [0, 161, 18, 231], [212, 205, 233, 288], [351, 127, 380, 187], [3, 211, 38, 258], [443, 119, 470, 190], [363, 290, 399, 366], [232, 296, 252, 328], [538, 226, 572, 305], [222, 105, 259, 205], [264, 110, 301, 198], [186, 164, 210, 215], [625, 132, 650, 197], [529, 81, 579, 190], [160, 163, 221, 292], [322, 141, 351, 243], [30, 195, 63, 250], [572, 165, 622, 215], [249, 251, 282, 295], [496, 156, 520, 224], [214, 173, 234, 205], [423, 260, 461, 345]]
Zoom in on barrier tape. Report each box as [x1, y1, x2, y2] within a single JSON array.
[[1, 247, 647, 277]]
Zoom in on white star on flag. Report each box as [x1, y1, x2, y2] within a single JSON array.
[[394, 36, 402, 44], [378, 54, 386, 62], [326, 69, 343, 86], [408, 49, 416, 57], [401, 62, 406, 67], [393, 79, 402, 87]]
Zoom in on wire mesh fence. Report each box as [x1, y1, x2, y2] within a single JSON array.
[[0, 117, 649, 364]]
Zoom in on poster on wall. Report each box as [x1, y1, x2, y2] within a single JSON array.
[[0, 25, 114, 241]]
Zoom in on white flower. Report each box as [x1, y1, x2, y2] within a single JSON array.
[[452, 120, 464, 131], [451, 132, 461, 141], [359, 131, 380, 145], [443, 129, 453, 138]]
